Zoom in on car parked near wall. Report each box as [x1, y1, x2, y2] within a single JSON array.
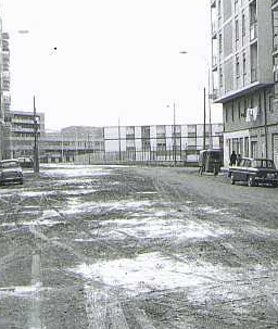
[[0, 159, 24, 185], [228, 157, 278, 187], [17, 157, 34, 168]]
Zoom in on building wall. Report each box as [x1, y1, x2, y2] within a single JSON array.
[[6, 111, 45, 159], [211, 0, 278, 166], [38, 123, 223, 165]]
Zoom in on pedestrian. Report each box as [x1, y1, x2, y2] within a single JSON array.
[[229, 151, 237, 166], [237, 154, 242, 166]]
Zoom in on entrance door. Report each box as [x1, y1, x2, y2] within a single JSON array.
[[251, 141, 258, 158], [273, 134, 278, 167]]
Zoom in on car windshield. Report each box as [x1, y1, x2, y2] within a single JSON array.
[[0, 161, 18, 168], [252, 160, 275, 169], [209, 152, 221, 160]]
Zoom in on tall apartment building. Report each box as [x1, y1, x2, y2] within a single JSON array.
[[0, 28, 11, 160], [210, 0, 278, 166]]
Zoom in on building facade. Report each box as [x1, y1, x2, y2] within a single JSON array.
[[5, 111, 45, 159], [211, 0, 278, 166], [0, 25, 12, 159], [39, 123, 223, 165]]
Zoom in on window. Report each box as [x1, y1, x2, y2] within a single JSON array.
[[218, 0, 222, 17], [219, 33, 223, 54], [219, 66, 223, 87], [234, 0, 239, 13], [235, 19, 239, 50], [235, 55, 240, 77], [238, 101, 241, 119], [242, 13, 246, 37], [235, 19, 239, 41], [269, 95, 274, 113], [235, 55, 240, 88]]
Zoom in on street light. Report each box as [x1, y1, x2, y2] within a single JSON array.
[[179, 50, 214, 150]]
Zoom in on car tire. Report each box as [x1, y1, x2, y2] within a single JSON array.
[[247, 176, 255, 187], [230, 174, 235, 185]]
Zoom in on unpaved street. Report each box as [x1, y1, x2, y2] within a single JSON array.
[[0, 164, 278, 329]]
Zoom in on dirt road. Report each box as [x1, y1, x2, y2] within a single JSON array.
[[0, 164, 277, 328]]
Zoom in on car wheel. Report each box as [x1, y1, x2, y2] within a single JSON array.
[[247, 176, 255, 187], [230, 174, 235, 185]]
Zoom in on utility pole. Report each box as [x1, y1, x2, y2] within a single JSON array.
[[173, 102, 177, 166], [203, 87, 206, 150], [118, 118, 122, 162], [33, 95, 39, 173]]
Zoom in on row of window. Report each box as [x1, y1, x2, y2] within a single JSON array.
[[225, 92, 274, 123]]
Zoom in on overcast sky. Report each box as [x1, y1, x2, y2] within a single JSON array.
[[1, 0, 222, 130]]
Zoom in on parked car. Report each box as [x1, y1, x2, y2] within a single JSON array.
[[17, 157, 34, 168], [199, 149, 223, 175], [228, 157, 278, 187], [0, 159, 24, 185]]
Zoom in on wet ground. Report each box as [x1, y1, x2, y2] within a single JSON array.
[[0, 164, 278, 328]]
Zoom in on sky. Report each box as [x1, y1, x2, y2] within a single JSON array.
[[1, 0, 222, 130]]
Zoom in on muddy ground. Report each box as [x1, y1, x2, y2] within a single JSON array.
[[0, 164, 277, 329]]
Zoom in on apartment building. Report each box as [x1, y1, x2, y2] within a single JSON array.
[[211, 0, 278, 165], [0, 24, 12, 159], [103, 124, 223, 164], [5, 110, 45, 158], [36, 123, 223, 165]]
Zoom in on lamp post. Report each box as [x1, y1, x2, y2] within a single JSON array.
[[167, 102, 177, 166], [180, 50, 212, 150]]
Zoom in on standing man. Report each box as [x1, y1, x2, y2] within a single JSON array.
[[230, 151, 237, 166]]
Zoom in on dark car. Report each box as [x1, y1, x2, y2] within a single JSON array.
[[228, 157, 278, 187], [199, 149, 223, 175], [17, 157, 34, 168], [0, 159, 24, 185]]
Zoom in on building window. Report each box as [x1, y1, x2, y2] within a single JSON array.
[[238, 101, 241, 119], [219, 33, 223, 54], [235, 19, 239, 50], [244, 98, 249, 117], [269, 95, 274, 113], [225, 106, 228, 123], [219, 66, 223, 87], [218, 0, 222, 18], [242, 13, 246, 38], [234, 0, 239, 13], [235, 55, 240, 88], [249, 0, 257, 41], [250, 44, 257, 82]]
